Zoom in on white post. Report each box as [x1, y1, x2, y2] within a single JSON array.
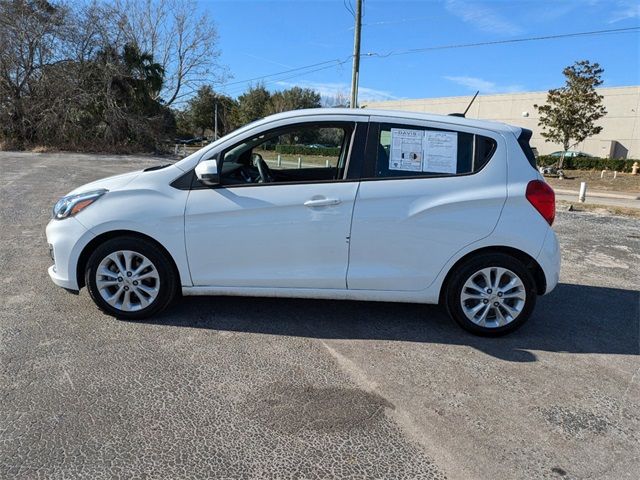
[[600, 170, 606, 179], [298, 157, 302, 168], [277, 154, 281, 167], [614, 171, 618, 179], [325, 159, 330, 167], [579, 182, 587, 203], [174, 144, 178, 155]]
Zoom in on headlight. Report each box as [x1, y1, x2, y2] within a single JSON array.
[[52, 189, 108, 220]]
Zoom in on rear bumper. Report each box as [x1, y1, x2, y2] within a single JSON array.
[[536, 229, 561, 295]]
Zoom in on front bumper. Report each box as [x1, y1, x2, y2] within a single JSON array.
[[536, 228, 561, 295], [48, 265, 78, 290], [46, 217, 95, 291]]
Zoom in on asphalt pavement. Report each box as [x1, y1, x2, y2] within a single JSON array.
[[1, 152, 639, 479]]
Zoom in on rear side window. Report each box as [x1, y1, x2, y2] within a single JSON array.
[[517, 128, 537, 169], [367, 123, 497, 179]]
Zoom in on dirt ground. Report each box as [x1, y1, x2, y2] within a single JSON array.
[[546, 169, 640, 194]]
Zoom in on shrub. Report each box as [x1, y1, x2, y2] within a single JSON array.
[[275, 145, 341, 156], [537, 155, 638, 172]]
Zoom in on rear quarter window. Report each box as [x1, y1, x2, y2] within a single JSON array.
[[517, 128, 537, 170], [367, 123, 497, 179]]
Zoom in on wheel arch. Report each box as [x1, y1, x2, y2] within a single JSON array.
[[76, 230, 182, 290], [438, 245, 546, 304]]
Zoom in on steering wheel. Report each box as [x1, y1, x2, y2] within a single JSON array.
[[252, 153, 273, 183]]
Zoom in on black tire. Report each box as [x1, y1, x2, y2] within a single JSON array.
[[444, 253, 537, 336], [85, 236, 177, 320]]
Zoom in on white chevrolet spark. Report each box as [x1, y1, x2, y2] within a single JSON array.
[[46, 109, 560, 336]]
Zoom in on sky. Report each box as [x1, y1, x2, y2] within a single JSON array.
[[200, 0, 640, 102]]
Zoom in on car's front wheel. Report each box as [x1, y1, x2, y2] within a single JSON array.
[[445, 253, 537, 336], [85, 237, 177, 320]]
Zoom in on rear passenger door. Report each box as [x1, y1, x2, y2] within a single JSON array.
[[347, 118, 506, 291]]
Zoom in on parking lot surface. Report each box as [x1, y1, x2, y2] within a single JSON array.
[[1, 152, 639, 479]]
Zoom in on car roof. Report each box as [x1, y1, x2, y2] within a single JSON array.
[[255, 108, 522, 135]]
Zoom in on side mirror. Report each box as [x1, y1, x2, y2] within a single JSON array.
[[195, 159, 219, 186]]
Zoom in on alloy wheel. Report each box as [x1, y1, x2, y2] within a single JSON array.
[[460, 267, 526, 328], [95, 250, 160, 312]]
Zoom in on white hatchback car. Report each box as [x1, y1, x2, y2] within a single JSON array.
[[46, 109, 560, 335]]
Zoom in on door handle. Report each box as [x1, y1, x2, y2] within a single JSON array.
[[304, 198, 341, 207]]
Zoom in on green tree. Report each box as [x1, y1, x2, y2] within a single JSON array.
[[173, 109, 194, 138], [535, 60, 607, 166], [185, 86, 237, 137], [110, 44, 165, 115], [121, 44, 164, 100], [268, 86, 321, 114], [235, 84, 271, 125], [83, 42, 169, 147]]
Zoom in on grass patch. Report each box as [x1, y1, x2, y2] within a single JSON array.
[[546, 169, 640, 194]]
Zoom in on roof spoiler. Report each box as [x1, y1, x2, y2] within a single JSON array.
[[448, 90, 479, 118]]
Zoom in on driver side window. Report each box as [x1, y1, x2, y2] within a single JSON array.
[[219, 123, 352, 186]]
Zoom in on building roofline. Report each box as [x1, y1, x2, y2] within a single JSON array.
[[364, 85, 640, 104]]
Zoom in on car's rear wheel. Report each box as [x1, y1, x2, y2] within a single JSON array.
[[445, 253, 536, 336], [85, 237, 177, 320]]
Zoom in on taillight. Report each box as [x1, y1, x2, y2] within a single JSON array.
[[526, 180, 555, 225]]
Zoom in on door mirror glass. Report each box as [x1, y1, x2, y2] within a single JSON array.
[[195, 159, 219, 185]]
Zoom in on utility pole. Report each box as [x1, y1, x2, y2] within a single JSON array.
[[349, 0, 362, 109], [214, 100, 218, 140]]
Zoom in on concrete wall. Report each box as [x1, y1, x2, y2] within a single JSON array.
[[366, 86, 640, 159]]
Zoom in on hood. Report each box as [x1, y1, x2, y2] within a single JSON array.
[[67, 170, 142, 196]]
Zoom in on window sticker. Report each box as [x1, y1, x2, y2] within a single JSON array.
[[389, 128, 423, 171], [423, 131, 458, 174]]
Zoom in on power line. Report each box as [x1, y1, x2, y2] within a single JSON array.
[[223, 59, 352, 96], [219, 58, 350, 88], [343, 0, 355, 17], [220, 26, 640, 95], [368, 26, 640, 58]]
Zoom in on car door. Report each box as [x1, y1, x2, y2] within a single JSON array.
[[347, 117, 507, 291], [184, 117, 368, 289]]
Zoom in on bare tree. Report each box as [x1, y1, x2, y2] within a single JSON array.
[[114, 0, 224, 106], [0, 0, 225, 151], [0, 0, 65, 143], [321, 90, 350, 108]]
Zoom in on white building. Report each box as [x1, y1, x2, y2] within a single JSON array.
[[366, 86, 640, 159]]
